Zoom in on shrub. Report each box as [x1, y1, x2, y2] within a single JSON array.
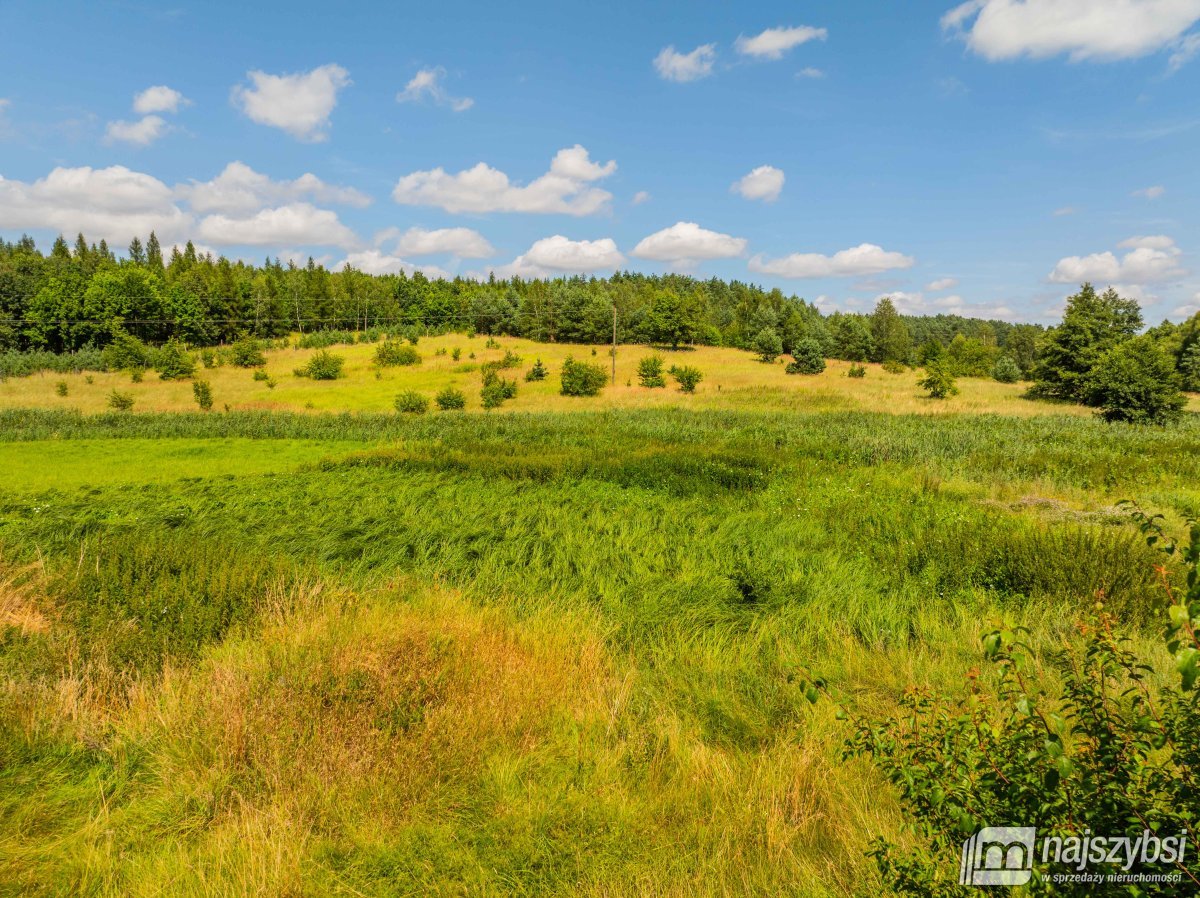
[[847, 364, 867, 379], [435, 387, 467, 410], [1181, 342, 1200, 392], [481, 370, 518, 409], [229, 336, 267, 368], [560, 357, 608, 397], [101, 333, 150, 372], [918, 360, 958, 399], [882, 359, 907, 374], [55, 381, 68, 397], [497, 349, 522, 369], [107, 390, 134, 411], [200, 348, 217, 369], [129, 367, 144, 383], [375, 341, 422, 367], [154, 338, 195, 380], [753, 327, 783, 363], [992, 355, 1021, 384], [294, 350, 345, 380], [84, 375, 94, 385], [394, 390, 429, 414], [525, 359, 548, 382], [669, 364, 702, 393], [830, 505, 1200, 897], [785, 339, 826, 375], [451, 347, 462, 361], [1082, 334, 1187, 425], [253, 368, 270, 382], [637, 355, 666, 388], [485, 337, 501, 349], [193, 380, 213, 411]]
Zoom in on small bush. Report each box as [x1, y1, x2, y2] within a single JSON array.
[[753, 328, 783, 363], [375, 341, 422, 367], [394, 390, 429, 414], [129, 367, 145, 383], [107, 390, 134, 411], [847, 364, 866, 379], [525, 359, 548, 381], [154, 338, 195, 380], [1083, 334, 1187, 425], [200, 348, 217, 369], [992, 355, 1021, 384], [485, 337, 501, 349], [435, 387, 467, 410], [294, 350, 345, 380], [560, 357, 608, 396], [253, 368, 270, 382], [229, 336, 267, 368], [84, 375, 94, 385], [497, 349, 522, 369], [669, 364, 703, 393], [54, 381, 68, 397], [193, 380, 213, 411], [451, 347, 462, 361], [481, 370, 518, 409], [881, 359, 907, 374], [785, 339, 826, 375], [101, 333, 150, 372], [918, 360, 958, 399], [637, 355, 666, 388]]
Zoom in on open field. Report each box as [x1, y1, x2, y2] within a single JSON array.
[[2, 402, 1199, 896], [13, 332, 1197, 418]]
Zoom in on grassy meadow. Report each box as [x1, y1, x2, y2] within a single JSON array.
[[2, 342, 1200, 896]]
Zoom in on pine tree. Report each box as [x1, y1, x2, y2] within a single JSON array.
[[146, 231, 164, 273], [128, 236, 146, 265], [870, 298, 912, 364]]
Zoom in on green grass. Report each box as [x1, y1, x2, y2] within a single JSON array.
[[1, 406, 1198, 896]]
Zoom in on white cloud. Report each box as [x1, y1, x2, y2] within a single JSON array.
[[133, 85, 189, 115], [522, 235, 624, 271], [941, 0, 1200, 62], [1049, 235, 1186, 284], [797, 66, 826, 78], [632, 190, 651, 205], [731, 165, 785, 203], [735, 25, 827, 60], [392, 144, 616, 215], [867, 290, 1016, 320], [232, 63, 350, 142], [104, 115, 168, 146], [927, 276, 959, 291], [1053, 206, 1077, 216], [632, 221, 747, 265], [0, 165, 191, 243], [179, 161, 371, 215], [1131, 184, 1166, 198], [196, 202, 358, 248], [337, 249, 452, 279], [1168, 31, 1200, 70], [379, 226, 494, 258], [749, 243, 915, 278], [396, 67, 473, 112], [654, 44, 717, 82]]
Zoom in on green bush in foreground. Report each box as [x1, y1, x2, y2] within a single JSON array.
[[785, 339, 826, 375], [524, 359, 548, 381], [294, 350, 345, 381], [637, 355, 666, 388], [229, 336, 267, 368], [992, 355, 1021, 384], [154, 338, 195, 380], [192, 380, 213, 411], [560, 357, 607, 396], [101, 333, 150, 372], [107, 390, 134, 411], [919, 360, 958, 399], [668, 364, 702, 393], [753, 327, 783, 363], [825, 506, 1200, 896], [847, 364, 867, 379], [54, 381, 68, 397], [394, 391, 429, 414], [481, 369, 518, 409], [1082, 335, 1187, 425], [435, 387, 467, 410]]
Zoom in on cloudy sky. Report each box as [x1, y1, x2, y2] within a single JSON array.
[[1, 0, 1198, 322]]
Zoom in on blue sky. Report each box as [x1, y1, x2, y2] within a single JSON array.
[[1, 0, 1198, 322]]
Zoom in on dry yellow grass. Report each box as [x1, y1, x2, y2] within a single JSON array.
[[7, 333, 1180, 418]]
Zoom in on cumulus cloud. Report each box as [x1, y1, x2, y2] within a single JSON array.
[[196, 202, 358, 248], [941, 0, 1200, 62], [396, 67, 473, 112], [473, 236, 623, 279], [797, 66, 826, 78], [104, 115, 169, 146], [632, 221, 747, 266], [654, 44, 717, 82], [337, 249, 452, 279], [0, 165, 191, 243], [883, 290, 1016, 320], [376, 226, 494, 258], [1054, 206, 1077, 216], [179, 161, 371, 215], [735, 25, 827, 59], [749, 243, 915, 278], [1168, 31, 1200, 71], [731, 165, 785, 202], [632, 190, 651, 205], [133, 85, 189, 115], [1049, 235, 1186, 284], [927, 276, 959, 291], [392, 144, 616, 215], [1131, 184, 1166, 199], [232, 63, 350, 142]]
